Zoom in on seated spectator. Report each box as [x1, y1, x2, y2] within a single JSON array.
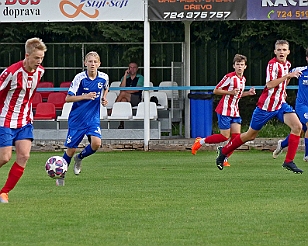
[[115, 62, 144, 129], [115, 62, 144, 106]]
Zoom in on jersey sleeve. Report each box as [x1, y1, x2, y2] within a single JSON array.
[[290, 66, 307, 73], [266, 62, 278, 83], [215, 74, 230, 90], [103, 74, 109, 90], [136, 75, 144, 87], [68, 73, 83, 96], [0, 68, 11, 91]]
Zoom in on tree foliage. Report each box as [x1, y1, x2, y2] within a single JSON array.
[[190, 20, 308, 49], [1, 20, 307, 48]]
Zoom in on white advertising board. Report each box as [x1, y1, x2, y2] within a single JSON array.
[[0, 0, 144, 22]]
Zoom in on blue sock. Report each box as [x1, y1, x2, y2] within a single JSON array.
[[62, 152, 72, 166], [79, 144, 96, 159], [281, 135, 289, 149], [305, 138, 308, 157]]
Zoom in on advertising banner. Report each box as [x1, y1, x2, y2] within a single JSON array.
[[0, 0, 144, 22], [1, 1, 307, 22], [247, 0, 308, 20], [148, 0, 247, 21]]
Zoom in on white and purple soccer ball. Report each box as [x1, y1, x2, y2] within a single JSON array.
[[45, 156, 67, 179]]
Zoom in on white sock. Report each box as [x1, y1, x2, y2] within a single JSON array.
[[200, 138, 205, 145]]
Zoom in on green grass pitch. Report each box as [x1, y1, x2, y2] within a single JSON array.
[[0, 150, 307, 246]]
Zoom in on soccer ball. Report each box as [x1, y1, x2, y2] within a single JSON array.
[[45, 156, 67, 179]]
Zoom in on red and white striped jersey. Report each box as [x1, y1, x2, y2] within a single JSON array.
[[215, 71, 246, 117], [0, 60, 45, 128], [257, 57, 291, 111]]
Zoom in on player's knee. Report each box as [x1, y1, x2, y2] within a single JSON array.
[[91, 141, 101, 150], [19, 153, 30, 163], [0, 154, 11, 167], [92, 143, 101, 151], [15, 153, 30, 168], [292, 123, 302, 135]]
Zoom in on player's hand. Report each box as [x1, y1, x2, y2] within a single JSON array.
[[288, 70, 302, 79], [249, 87, 256, 95], [125, 69, 130, 76], [102, 98, 108, 106], [85, 92, 97, 100], [233, 89, 240, 96]]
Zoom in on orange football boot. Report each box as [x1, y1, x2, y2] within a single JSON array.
[[191, 137, 202, 155], [223, 158, 231, 167], [0, 193, 9, 203]]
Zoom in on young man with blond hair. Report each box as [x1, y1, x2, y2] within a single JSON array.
[[0, 38, 47, 203], [60, 51, 109, 186]]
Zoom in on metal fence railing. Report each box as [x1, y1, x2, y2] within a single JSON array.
[[0, 42, 184, 87]]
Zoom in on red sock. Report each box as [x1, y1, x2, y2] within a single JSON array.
[[227, 133, 240, 157], [285, 133, 300, 163], [204, 134, 228, 144], [222, 134, 244, 156], [0, 162, 25, 194]]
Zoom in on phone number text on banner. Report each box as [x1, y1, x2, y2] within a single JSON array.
[[148, 0, 247, 21], [247, 0, 308, 20]]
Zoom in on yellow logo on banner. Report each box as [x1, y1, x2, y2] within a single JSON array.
[[59, 0, 99, 18]]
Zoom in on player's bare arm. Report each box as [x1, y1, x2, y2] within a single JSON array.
[[101, 91, 108, 106], [213, 88, 239, 96], [65, 92, 97, 102], [242, 87, 256, 97], [120, 70, 128, 87], [266, 70, 302, 89]]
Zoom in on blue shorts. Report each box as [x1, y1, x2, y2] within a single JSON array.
[[217, 114, 242, 130], [0, 124, 34, 147], [250, 103, 295, 131], [64, 126, 101, 148], [295, 102, 308, 132]]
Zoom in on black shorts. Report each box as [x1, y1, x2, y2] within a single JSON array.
[[131, 94, 141, 107]]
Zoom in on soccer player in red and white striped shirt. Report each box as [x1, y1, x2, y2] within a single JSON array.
[[191, 54, 256, 166], [216, 40, 303, 173], [0, 38, 47, 203]]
